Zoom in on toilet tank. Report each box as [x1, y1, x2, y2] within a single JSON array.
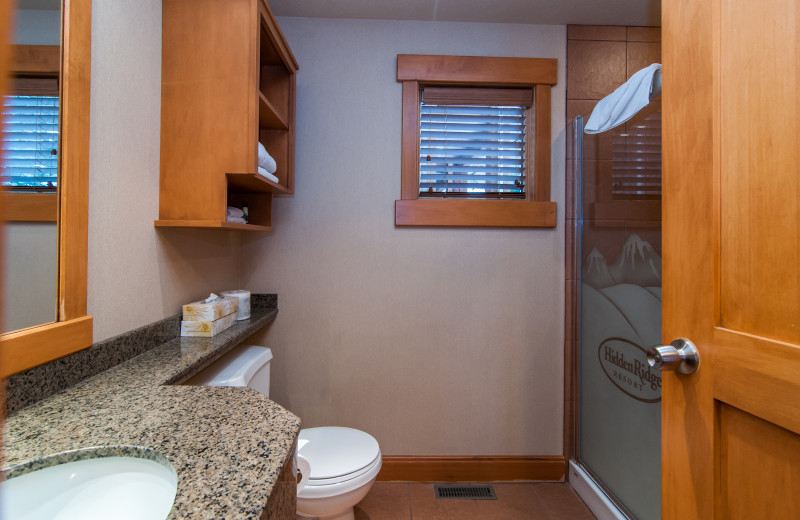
[[184, 345, 272, 397]]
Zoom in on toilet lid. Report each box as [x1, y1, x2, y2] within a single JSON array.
[[298, 427, 380, 481]]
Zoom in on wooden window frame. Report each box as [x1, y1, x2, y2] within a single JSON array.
[[1, 192, 58, 221], [395, 54, 558, 228], [2, 45, 61, 222]]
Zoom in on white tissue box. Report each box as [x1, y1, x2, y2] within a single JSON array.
[[182, 297, 237, 322], [181, 312, 237, 337]]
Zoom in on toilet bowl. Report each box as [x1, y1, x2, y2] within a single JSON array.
[[188, 345, 381, 520], [296, 426, 381, 520]]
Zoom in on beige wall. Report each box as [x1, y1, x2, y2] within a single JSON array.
[[87, 0, 240, 341], [82, 5, 567, 455], [3, 223, 57, 332], [241, 17, 567, 456], [13, 9, 61, 45]]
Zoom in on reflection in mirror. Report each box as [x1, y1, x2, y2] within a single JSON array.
[[2, 0, 61, 333], [0, 0, 92, 377]]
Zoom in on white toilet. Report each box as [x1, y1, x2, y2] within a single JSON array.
[[188, 345, 382, 520]]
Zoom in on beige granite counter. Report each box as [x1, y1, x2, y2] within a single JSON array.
[[4, 307, 300, 519]]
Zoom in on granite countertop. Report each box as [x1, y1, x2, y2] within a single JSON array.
[[3, 307, 301, 519]]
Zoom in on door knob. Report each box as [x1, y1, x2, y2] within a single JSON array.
[[646, 338, 700, 374]]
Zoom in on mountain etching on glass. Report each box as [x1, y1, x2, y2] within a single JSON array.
[[583, 234, 662, 289]]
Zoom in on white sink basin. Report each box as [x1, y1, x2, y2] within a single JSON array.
[[0, 451, 178, 520]]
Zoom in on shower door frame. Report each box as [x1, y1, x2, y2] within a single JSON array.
[[565, 114, 638, 520]]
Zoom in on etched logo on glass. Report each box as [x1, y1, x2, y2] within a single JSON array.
[[598, 337, 662, 403]]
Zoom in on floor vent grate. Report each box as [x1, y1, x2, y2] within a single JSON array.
[[434, 484, 497, 500]]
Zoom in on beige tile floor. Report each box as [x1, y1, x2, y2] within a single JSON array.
[[347, 482, 597, 520]]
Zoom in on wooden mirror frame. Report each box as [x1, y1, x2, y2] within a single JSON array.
[[0, 0, 92, 378]]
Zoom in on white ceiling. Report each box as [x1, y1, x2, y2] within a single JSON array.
[[268, 0, 661, 27]]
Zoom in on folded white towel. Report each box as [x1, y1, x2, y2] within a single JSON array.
[[257, 142, 277, 174], [226, 206, 244, 218], [584, 63, 662, 134], [257, 166, 280, 184], [226, 216, 246, 224]]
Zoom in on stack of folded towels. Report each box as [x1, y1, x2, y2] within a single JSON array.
[[227, 206, 246, 224], [258, 142, 279, 183]]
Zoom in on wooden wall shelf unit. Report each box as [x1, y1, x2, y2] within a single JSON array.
[[156, 0, 298, 231]]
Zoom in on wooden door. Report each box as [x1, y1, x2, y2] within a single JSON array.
[[662, 0, 800, 518]]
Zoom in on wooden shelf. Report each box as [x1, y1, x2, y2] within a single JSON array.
[[154, 219, 273, 232], [258, 92, 288, 130], [158, 0, 296, 232], [227, 172, 290, 194]]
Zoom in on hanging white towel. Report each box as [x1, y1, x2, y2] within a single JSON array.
[[257, 142, 278, 173], [227, 206, 244, 218], [584, 63, 662, 134], [257, 166, 280, 184]]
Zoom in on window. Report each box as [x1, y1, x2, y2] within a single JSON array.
[[2, 45, 61, 223], [396, 54, 557, 227], [612, 108, 661, 201], [2, 92, 59, 190], [420, 88, 530, 199]]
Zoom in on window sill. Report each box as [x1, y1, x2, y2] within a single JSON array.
[[395, 199, 556, 228], [1, 192, 58, 222]]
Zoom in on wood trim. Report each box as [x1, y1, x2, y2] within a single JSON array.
[[534, 85, 551, 202], [227, 172, 289, 194], [563, 284, 578, 468], [286, 72, 296, 194], [10, 44, 60, 75], [397, 55, 558, 86], [400, 81, 420, 200], [662, 0, 717, 512], [154, 219, 273, 232], [1, 192, 58, 222], [377, 456, 566, 482], [0, 316, 93, 379], [421, 87, 533, 107], [395, 199, 556, 228], [1, 0, 12, 434], [257, 0, 299, 72], [9, 76, 59, 96], [397, 55, 557, 227], [258, 91, 288, 129], [713, 329, 800, 436], [0, 0, 93, 378], [525, 102, 535, 202], [59, 0, 91, 321]]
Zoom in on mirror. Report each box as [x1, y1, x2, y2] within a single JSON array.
[[2, 0, 62, 333], [0, 0, 92, 378]]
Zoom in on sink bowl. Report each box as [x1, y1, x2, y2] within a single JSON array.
[[0, 448, 178, 520]]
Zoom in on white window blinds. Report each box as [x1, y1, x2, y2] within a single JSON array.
[[419, 87, 531, 199], [1, 94, 59, 190], [612, 110, 661, 200]]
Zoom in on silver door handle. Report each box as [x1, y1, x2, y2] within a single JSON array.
[[646, 338, 700, 374]]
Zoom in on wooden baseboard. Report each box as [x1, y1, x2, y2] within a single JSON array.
[[377, 456, 565, 482]]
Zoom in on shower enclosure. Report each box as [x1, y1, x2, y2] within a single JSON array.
[[569, 103, 662, 520]]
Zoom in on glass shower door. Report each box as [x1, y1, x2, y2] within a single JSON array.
[[574, 104, 663, 520]]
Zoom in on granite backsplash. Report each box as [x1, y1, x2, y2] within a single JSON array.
[[5, 293, 277, 415]]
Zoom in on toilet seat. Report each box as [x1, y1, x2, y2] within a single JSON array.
[[298, 427, 380, 480], [297, 427, 382, 500], [304, 453, 382, 487]]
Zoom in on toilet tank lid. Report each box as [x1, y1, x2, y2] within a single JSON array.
[[191, 345, 272, 387]]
